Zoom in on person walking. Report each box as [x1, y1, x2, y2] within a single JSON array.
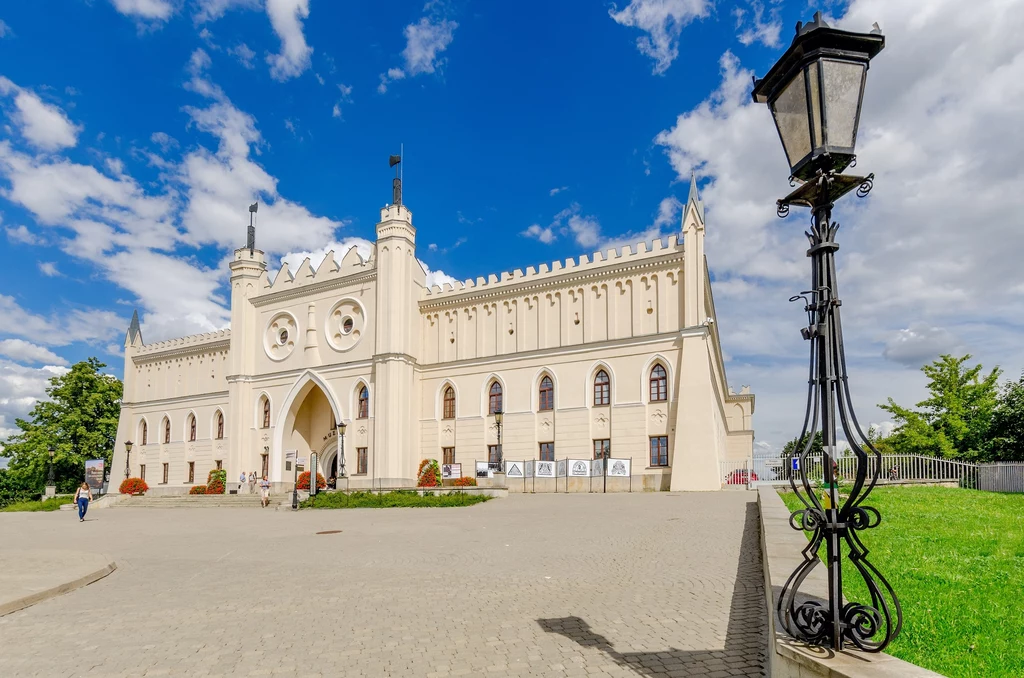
[[260, 475, 271, 508], [74, 483, 92, 522], [239, 471, 247, 493], [249, 471, 257, 494]]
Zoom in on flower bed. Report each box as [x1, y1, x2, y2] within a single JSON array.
[[452, 476, 477, 487], [296, 471, 326, 490], [189, 485, 208, 495], [119, 477, 148, 495], [417, 459, 441, 487], [206, 469, 226, 494]]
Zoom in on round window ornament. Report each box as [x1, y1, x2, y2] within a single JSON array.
[[264, 312, 298, 361], [324, 298, 366, 352], [342, 317, 354, 335], [278, 328, 289, 345]]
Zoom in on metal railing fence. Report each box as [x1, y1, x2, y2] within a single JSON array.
[[740, 453, 980, 489], [978, 462, 1024, 493]]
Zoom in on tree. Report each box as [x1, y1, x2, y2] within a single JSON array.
[[880, 354, 1001, 461], [781, 431, 824, 458], [989, 374, 1024, 461], [0, 358, 122, 493]]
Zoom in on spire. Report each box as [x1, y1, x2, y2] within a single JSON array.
[[687, 172, 705, 224], [125, 309, 143, 347]]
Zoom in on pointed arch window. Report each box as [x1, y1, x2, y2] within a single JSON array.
[[188, 414, 197, 442], [443, 386, 456, 419], [594, 370, 610, 406], [539, 376, 554, 411], [163, 417, 171, 444], [358, 386, 369, 419], [488, 381, 503, 415], [140, 420, 148, 446], [261, 397, 271, 429], [216, 411, 225, 439], [650, 364, 668, 402]]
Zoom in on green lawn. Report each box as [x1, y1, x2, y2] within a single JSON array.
[[301, 489, 491, 509], [0, 496, 75, 512], [780, 486, 1024, 678]]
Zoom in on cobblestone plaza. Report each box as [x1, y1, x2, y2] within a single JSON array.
[[0, 493, 766, 677]]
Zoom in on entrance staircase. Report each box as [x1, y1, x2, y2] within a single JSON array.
[[112, 494, 267, 508]]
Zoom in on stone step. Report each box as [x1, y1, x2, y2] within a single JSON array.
[[114, 495, 267, 508]]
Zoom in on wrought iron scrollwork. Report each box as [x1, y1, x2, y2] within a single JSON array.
[[777, 172, 902, 652], [856, 173, 874, 198], [777, 200, 791, 218]]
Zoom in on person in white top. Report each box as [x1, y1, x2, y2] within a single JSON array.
[[260, 475, 271, 508], [239, 471, 247, 493], [74, 483, 93, 522]]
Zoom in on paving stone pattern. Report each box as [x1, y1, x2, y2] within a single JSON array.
[[0, 492, 766, 677]]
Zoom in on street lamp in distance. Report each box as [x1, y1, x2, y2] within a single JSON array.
[[124, 440, 134, 480], [493, 410, 504, 471], [337, 421, 347, 479], [46, 446, 56, 492]]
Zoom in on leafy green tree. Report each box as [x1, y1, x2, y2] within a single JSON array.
[[781, 431, 824, 458], [989, 374, 1024, 461], [880, 354, 1000, 461], [0, 358, 122, 493]]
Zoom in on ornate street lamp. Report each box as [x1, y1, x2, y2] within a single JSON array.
[[753, 12, 901, 653], [124, 440, 134, 480], [493, 410, 504, 471], [337, 421, 347, 478], [47, 446, 55, 487]]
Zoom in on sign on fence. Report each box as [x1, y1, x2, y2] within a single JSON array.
[[556, 460, 567, 477], [591, 458, 604, 477], [505, 461, 524, 478], [476, 462, 492, 479], [536, 461, 556, 478], [442, 463, 461, 479], [607, 459, 630, 477], [85, 460, 104, 493], [569, 460, 590, 477]]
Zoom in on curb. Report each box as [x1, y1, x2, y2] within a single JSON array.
[[0, 559, 117, 617]]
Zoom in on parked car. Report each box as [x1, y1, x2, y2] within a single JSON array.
[[725, 469, 759, 485]]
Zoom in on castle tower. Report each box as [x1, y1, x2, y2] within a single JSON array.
[[228, 246, 267, 476], [372, 200, 420, 485]]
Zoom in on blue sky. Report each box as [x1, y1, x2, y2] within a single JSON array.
[[2, 0, 1023, 455]]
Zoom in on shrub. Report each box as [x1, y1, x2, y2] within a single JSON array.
[[189, 485, 207, 495], [119, 477, 148, 495], [417, 459, 441, 487], [206, 469, 227, 494], [296, 471, 326, 490], [452, 476, 477, 487]]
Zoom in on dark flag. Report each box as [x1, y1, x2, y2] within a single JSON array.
[[389, 155, 401, 167]]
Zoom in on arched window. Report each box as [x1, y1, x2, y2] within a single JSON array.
[[488, 381, 503, 414], [539, 376, 554, 411], [188, 414, 197, 442], [650, 364, 667, 402], [216, 411, 224, 439], [261, 397, 270, 429], [594, 370, 610, 406], [140, 420, 148, 446], [358, 386, 369, 419], [163, 417, 171, 444], [443, 386, 456, 419]]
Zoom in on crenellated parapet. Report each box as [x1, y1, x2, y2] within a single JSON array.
[[259, 244, 375, 298], [420, 234, 683, 303], [134, 329, 231, 359]]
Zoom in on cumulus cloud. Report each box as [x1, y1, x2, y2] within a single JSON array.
[[193, 0, 260, 24], [109, 0, 175, 21], [0, 20, 12, 38], [37, 261, 60, 277], [609, 0, 711, 74], [228, 42, 256, 69], [0, 339, 68, 365], [521, 224, 556, 244], [265, 0, 314, 81], [379, 9, 458, 93], [0, 77, 81, 151], [5, 224, 41, 245], [732, 1, 782, 48], [0, 361, 69, 444], [521, 204, 603, 248], [549, 186, 568, 196], [883, 324, 965, 368]]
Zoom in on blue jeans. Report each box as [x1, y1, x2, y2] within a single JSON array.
[[77, 498, 89, 520]]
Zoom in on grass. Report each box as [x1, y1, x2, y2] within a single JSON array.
[[301, 489, 491, 509], [1, 496, 75, 512], [780, 486, 1024, 678]]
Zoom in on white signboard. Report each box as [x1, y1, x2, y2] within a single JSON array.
[[608, 458, 631, 477], [556, 459, 567, 477], [591, 458, 604, 477], [569, 460, 590, 477], [476, 461, 492, 478], [505, 461, 524, 478], [525, 461, 534, 478], [535, 461, 556, 478], [442, 463, 462, 479]]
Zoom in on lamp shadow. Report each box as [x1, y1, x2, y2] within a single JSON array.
[[538, 502, 766, 676]]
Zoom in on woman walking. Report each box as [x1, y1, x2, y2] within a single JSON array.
[[260, 475, 271, 508], [74, 483, 92, 522]]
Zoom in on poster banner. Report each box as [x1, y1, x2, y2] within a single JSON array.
[[504, 460, 525, 478], [556, 459, 567, 477], [476, 461, 492, 479], [569, 459, 591, 477], [442, 463, 462, 479], [536, 461, 556, 478], [85, 460, 104, 493], [591, 458, 604, 477], [607, 458, 631, 477], [525, 460, 534, 478]]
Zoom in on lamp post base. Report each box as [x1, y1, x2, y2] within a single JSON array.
[[44, 485, 56, 499]]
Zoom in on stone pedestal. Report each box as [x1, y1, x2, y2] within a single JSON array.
[[492, 472, 506, 488], [43, 486, 56, 499]]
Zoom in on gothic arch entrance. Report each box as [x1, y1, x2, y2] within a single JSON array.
[[271, 371, 342, 483]]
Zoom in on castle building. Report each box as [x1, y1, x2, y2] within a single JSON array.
[[111, 177, 754, 493]]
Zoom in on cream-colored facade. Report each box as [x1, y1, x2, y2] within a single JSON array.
[[111, 181, 754, 493]]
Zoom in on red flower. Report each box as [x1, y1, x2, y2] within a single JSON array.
[[119, 477, 149, 495], [296, 471, 326, 490]]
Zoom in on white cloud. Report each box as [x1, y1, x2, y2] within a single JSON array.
[[549, 186, 568, 196], [0, 77, 81, 151], [337, 83, 353, 100], [427, 243, 438, 252], [379, 11, 457, 92], [521, 223, 556, 244], [5, 224, 40, 245], [733, 1, 782, 48], [609, 0, 711, 74], [332, 103, 341, 118], [193, 0, 259, 23], [315, 72, 324, 85], [650, 0, 1024, 452], [0, 361, 69, 445], [0, 20, 12, 38], [0, 339, 68, 365], [422, 262, 458, 290], [109, 0, 175, 21], [0, 295, 122, 347], [265, 0, 314, 81], [37, 261, 60, 277], [228, 43, 256, 69], [522, 203, 604, 248], [150, 131, 178, 152], [278, 238, 373, 278]]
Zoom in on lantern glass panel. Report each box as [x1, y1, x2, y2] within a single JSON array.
[[822, 59, 866, 148], [807, 61, 823, 150], [770, 69, 812, 171]]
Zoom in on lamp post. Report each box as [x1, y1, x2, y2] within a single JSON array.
[[752, 12, 900, 652], [337, 421, 347, 479], [494, 410, 504, 471], [47, 446, 55, 487], [124, 440, 134, 480]]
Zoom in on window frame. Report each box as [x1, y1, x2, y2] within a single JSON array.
[[488, 444, 501, 464], [539, 442, 555, 462], [488, 381, 503, 415], [442, 386, 456, 419], [593, 439, 611, 460], [141, 420, 148, 446], [442, 447, 455, 465], [356, 447, 368, 475], [188, 461, 195, 484], [594, 370, 610, 406], [649, 436, 669, 467], [139, 464, 146, 481], [357, 386, 369, 419], [188, 415, 197, 442], [163, 418, 171, 444], [162, 462, 169, 484], [261, 398, 271, 429], [538, 376, 554, 412], [216, 412, 224, 439], [650, 364, 668, 402]]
